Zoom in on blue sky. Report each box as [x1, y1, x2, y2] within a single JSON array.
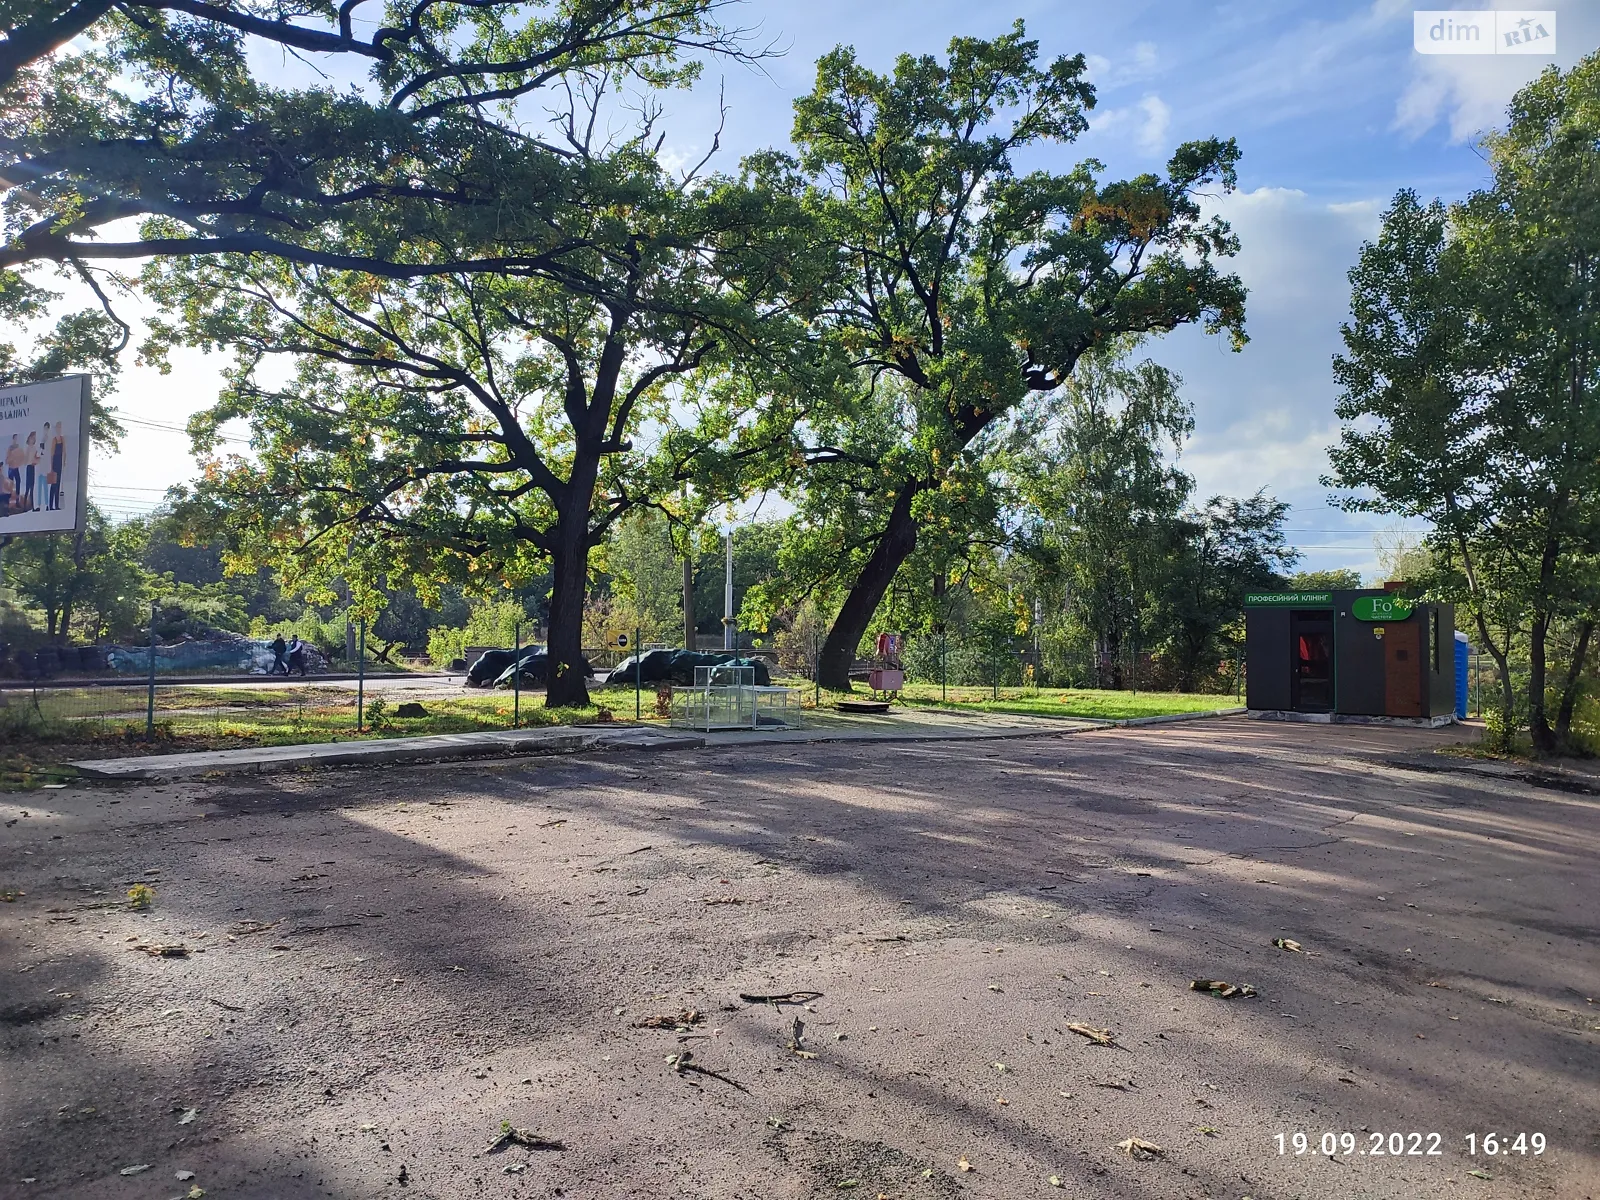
[[87, 0, 1598, 577]]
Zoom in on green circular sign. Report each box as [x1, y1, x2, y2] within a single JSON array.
[[1352, 595, 1413, 622]]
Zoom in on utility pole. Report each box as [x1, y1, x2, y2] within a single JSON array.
[[722, 527, 735, 651], [683, 556, 695, 650]]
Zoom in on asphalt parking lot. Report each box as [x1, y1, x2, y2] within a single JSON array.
[[3, 717, 1596, 1199]]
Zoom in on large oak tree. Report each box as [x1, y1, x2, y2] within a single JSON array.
[[147, 121, 819, 706], [764, 23, 1248, 688]]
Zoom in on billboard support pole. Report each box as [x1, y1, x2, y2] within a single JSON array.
[[145, 600, 157, 740]]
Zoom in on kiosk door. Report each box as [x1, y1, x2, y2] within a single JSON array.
[[1290, 613, 1333, 713], [1384, 620, 1423, 716]]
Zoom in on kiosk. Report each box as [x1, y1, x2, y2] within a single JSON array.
[[1244, 589, 1457, 726]]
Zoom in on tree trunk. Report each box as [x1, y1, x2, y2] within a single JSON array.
[[544, 514, 592, 709], [1554, 619, 1595, 742], [1528, 611, 1554, 755], [1473, 609, 1517, 751], [817, 483, 922, 690]]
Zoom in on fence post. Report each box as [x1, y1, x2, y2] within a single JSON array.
[[813, 627, 820, 708], [634, 623, 642, 720], [513, 619, 521, 729], [145, 600, 157, 740], [356, 619, 366, 732], [941, 628, 947, 702], [991, 635, 998, 701]]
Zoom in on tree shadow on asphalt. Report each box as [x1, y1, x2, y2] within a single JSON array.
[[4, 719, 1596, 1196]]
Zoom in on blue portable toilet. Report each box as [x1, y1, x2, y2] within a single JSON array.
[[1453, 631, 1469, 719]]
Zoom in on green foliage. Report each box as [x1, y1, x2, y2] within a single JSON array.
[[1327, 53, 1600, 754], [1287, 569, 1365, 592], [362, 695, 390, 732], [1012, 351, 1195, 689], [426, 598, 532, 665], [759, 23, 1248, 683], [0, 503, 145, 642]]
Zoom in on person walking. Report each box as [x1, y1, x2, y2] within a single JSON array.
[[286, 636, 307, 677], [269, 632, 288, 676]]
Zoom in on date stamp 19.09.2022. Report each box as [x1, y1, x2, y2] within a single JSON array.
[[1275, 1131, 1547, 1159]]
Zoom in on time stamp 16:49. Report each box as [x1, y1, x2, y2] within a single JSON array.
[[1276, 1131, 1547, 1158]]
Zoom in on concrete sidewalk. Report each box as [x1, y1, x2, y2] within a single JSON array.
[[70, 725, 703, 782], [70, 704, 1245, 782]]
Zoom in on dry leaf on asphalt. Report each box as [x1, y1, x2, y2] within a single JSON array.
[[131, 943, 189, 957], [633, 1009, 704, 1030], [1468, 1169, 1493, 1180], [1116, 1137, 1165, 1160], [1049, 1176, 1063, 1187], [484, 1122, 565, 1154], [1190, 979, 1257, 999], [1067, 1023, 1117, 1046], [1272, 938, 1304, 953], [176, 1107, 198, 1125], [119, 1164, 150, 1176], [957, 1156, 974, 1172]]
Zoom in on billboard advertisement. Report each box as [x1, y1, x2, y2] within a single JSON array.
[[0, 374, 92, 536]]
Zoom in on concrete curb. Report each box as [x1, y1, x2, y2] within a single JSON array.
[[70, 727, 703, 783], [67, 705, 1248, 782], [1106, 707, 1247, 728]]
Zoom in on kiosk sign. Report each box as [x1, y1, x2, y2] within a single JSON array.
[[1244, 592, 1333, 607], [1353, 595, 1413, 622], [0, 375, 92, 536]]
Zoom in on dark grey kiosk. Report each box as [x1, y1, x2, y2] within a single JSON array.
[[1244, 589, 1457, 726]]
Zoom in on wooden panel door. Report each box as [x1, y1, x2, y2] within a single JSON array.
[[1384, 621, 1423, 716]]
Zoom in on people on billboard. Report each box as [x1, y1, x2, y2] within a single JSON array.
[[0, 412, 73, 522]]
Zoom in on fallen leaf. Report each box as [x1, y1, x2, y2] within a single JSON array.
[[1049, 1175, 1063, 1187], [1189, 979, 1256, 999], [176, 1107, 198, 1125], [987, 983, 1003, 992], [484, 1122, 565, 1154], [1116, 1137, 1165, 1160], [991, 1061, 1008, 1073], [633, 1009, 704, 1030], [1272, 938, 1303, 953], [837, 1181, 859, 1190], [1067, 1023, 1117, 1047], [175, 1171, 196, 1181], [1198, 1126, 1219, 1137], [119, 1164, 150, 1176], [1468, 1169, 1493, 1180], [957, 1156, 974, 1173]]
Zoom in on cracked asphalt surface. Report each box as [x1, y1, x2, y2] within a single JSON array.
[[2, 717, 1597, 1199]]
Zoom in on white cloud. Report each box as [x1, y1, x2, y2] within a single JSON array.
[[1390, 0, 1600, 143], [1393, 53, 1546, 143], [1084, 40, 1159, 87], [1091, 93, 1172, 154], [1149, 186, 1392, 568]]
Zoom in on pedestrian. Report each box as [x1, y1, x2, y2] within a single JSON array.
[[286, 636, 307, 677], [269, 632, 288, 676]]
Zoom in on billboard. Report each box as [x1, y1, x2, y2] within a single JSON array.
[[0, 374, 92, 536]]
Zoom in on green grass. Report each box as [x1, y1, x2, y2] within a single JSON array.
[[890, 683, 1239, 721], [0, 684, 637, 787]]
